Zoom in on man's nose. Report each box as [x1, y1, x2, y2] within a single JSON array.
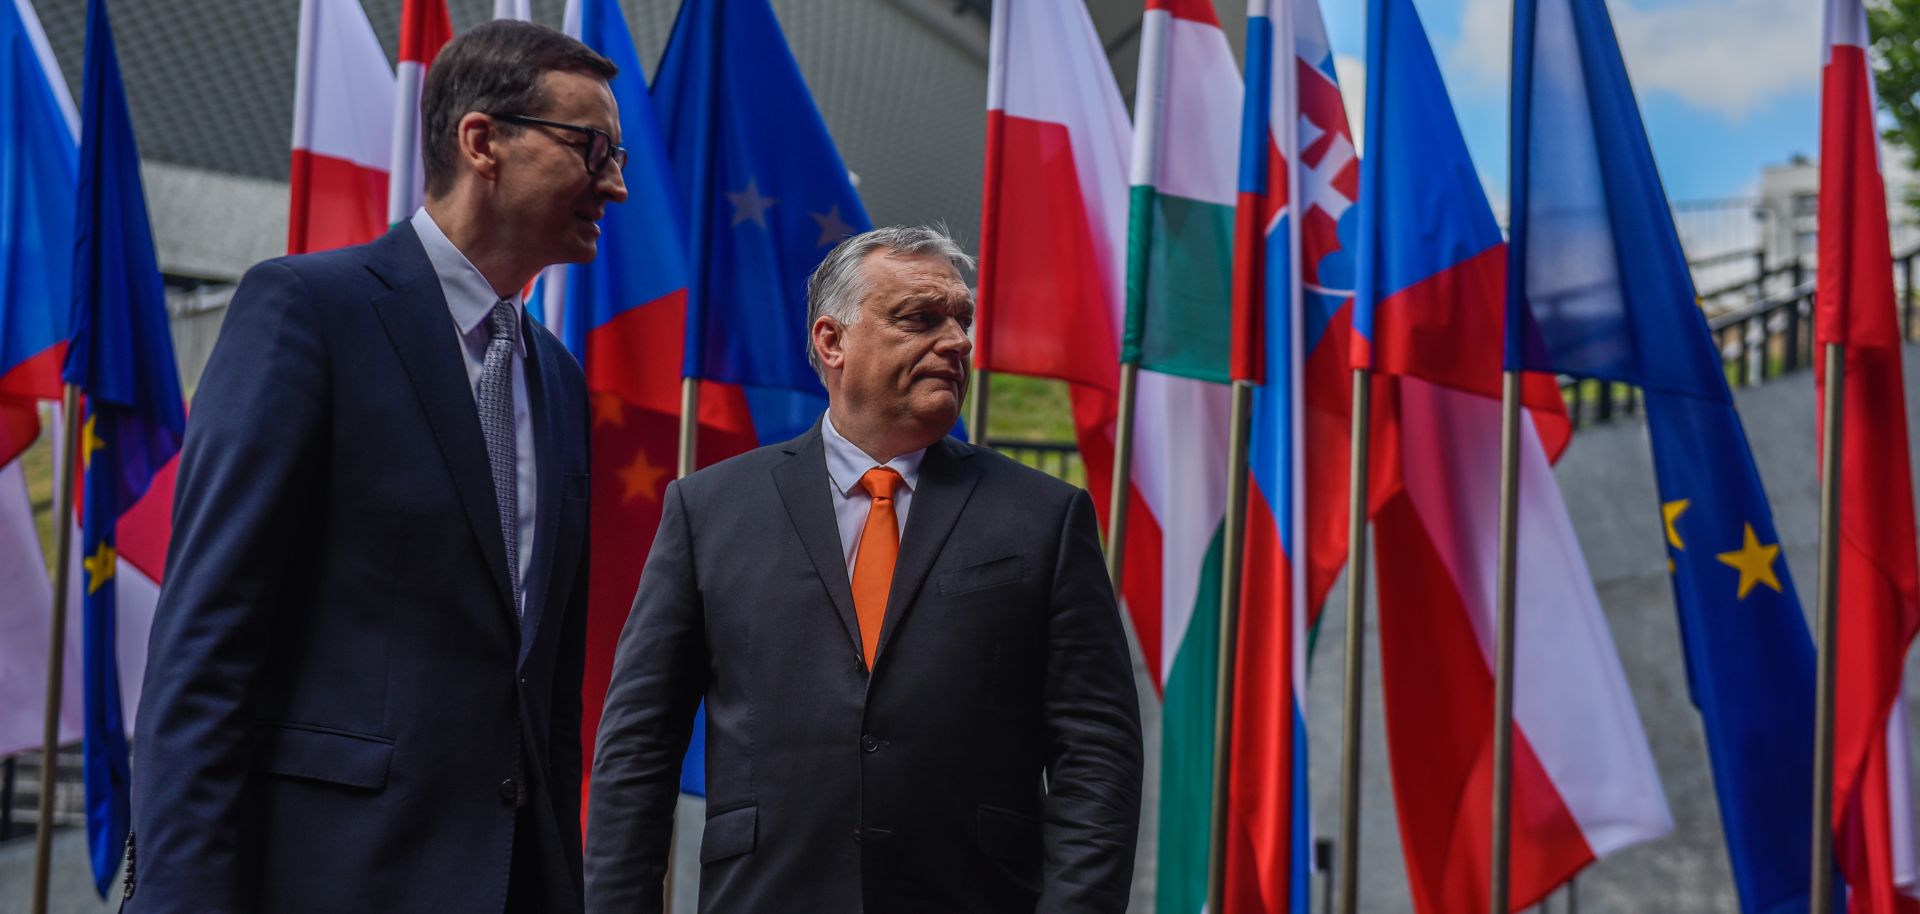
[[936, 319, 972, 358], [598, 161, 629, 203]]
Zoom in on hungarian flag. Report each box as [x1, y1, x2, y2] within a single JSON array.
[[1221, 0, 1367, 909], [1118, 2, 1238, 911], [385, 0, 452, 226], [0, 0, 78, 758], [1818, 0, 1920, 909], [1359, 0, 1670, 908], [289, 0, 394, 254]]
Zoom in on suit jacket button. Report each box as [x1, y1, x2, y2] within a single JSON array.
[[861, 735, 879, 753], [498, 778, 518, 803]]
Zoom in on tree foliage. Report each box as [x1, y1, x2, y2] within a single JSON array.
[[1869, 0, 1920, 213]]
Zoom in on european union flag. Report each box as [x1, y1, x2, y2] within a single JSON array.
[[1507, 0, 1829, 909], [61, 0, 185, 893], [652, 0, 872, 445]]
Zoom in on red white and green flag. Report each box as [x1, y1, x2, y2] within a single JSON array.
[[289, 0, 394, 254], [1120, 2, 1240, 912], [386, 0, 452, 226]]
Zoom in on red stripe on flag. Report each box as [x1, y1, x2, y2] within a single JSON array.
[[1146, 0, 1224, 27], [974, 113, 1120, 396], [288, 149, 389, 255], [1368, 244, 1571, 458], [1222, 486, 1299, 914], [0, 346, 65, 466], [1374, 491, 1595, 914], [398, 0, 453, 65], [1818, 44, 1920, 913]]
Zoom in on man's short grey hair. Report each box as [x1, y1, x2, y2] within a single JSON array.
[[805, 225, 976, 379]]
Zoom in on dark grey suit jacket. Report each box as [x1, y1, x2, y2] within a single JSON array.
[[127, 225, 591, 914], [585, 423, 1142, 913]]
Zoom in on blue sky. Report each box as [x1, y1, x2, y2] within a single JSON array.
[[1314, 0, 1832, 206]]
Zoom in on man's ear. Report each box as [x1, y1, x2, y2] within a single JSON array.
[[456, 112, 502, 183], [813, 316, 845, 371]]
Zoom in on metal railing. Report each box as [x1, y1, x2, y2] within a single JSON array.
[[1563, 242, 1920, 428], [0, 747, 85, 843], [984, 437, 1085, 484]]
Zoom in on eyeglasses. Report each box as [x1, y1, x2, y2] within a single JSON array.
[[490, 113, 628, 176]]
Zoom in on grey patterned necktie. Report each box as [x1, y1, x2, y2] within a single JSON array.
[[478, 299, 520, 617]]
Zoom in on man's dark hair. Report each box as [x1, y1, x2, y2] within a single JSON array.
[[419, 20, 617, 197]]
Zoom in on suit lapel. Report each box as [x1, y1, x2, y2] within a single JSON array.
[[517, 325, 567, 664], [771, 425, 863, 658], [365, 226, 519, 619], [873, 437, 980, 667]]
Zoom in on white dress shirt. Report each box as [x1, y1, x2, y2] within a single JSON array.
[[821, 412, 926, 575], [411, 208, 537, 608]]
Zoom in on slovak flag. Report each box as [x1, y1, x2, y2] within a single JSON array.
[[1223, 0, 1366, 910], [1818, 0, 1920, 909], [289, 0, 394, 254]]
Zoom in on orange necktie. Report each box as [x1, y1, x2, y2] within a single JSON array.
[[852, 467, 903, 669]]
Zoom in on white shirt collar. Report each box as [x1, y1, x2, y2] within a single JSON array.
[[410, 207, 527, 357], [821, 411, 925, 498]]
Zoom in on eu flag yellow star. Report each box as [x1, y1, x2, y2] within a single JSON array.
[[83, 542, 117, 595], [1662, 499, 1689, 549], [1716, 524, 1782, 600], [82, 413, 107, 469]]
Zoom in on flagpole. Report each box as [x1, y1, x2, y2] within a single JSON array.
[[1809, 342, 1844, 914], [1488, 369, 1524, 914], [967, 367, 991, 451], [1206, 378, 1254, 912], [30, 385, 82, 914], [676, 377, 699, 479], [1335, 367, 1372, 914], [1105, 363, 1139, 585]]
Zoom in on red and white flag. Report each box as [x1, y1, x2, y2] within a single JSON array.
[[387, 0, 452, 226], [1818, 1, 1920, 910], [977, 1, 1220, 760], [289, 0, 394, 254]]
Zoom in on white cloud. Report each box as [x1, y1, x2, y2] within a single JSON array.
[[1446, 0, 1819, 121], [1336, 54, 1368, 154]]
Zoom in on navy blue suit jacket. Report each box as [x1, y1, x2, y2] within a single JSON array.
[[126, 225, 591, 914]]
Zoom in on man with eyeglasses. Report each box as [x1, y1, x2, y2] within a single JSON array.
[[125, 21, 624, 914]]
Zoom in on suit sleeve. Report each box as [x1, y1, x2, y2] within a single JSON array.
[[1037, 488, 1145, 912], [584, 479, 707, 914], [549, 432, 592, 893], [128, 261, 328, 914]]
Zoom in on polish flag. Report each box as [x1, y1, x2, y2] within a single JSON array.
[[979, 0, 1170, 685], [1818, 1, 1920, 910], [386, 0, 452, 226], [289, 0, 394, 255]]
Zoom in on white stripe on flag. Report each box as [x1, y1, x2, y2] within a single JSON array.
[[1399, 377, 1673, 854], [292, 0, 395, 167], [0, 456, 73, 756], [1888, 687, 1919, 896]]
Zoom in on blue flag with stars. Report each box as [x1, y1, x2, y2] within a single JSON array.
[[1507, 0, 1828, 909], [61, 0, 186, 894], [651, 0, 872, 445]]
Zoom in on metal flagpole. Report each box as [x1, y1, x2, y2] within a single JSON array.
[[665, 374, 703, 910], [676, 377, 700, 479], [1206, 378, 1254, 912], [1809, 342, 1844, 914], [1488, 369, 1524, 914], [1335, 367, 1373, 914], [967, 367, 991, 452], [30, 386, 83, 914], [1105, 363, 1140, 585]]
